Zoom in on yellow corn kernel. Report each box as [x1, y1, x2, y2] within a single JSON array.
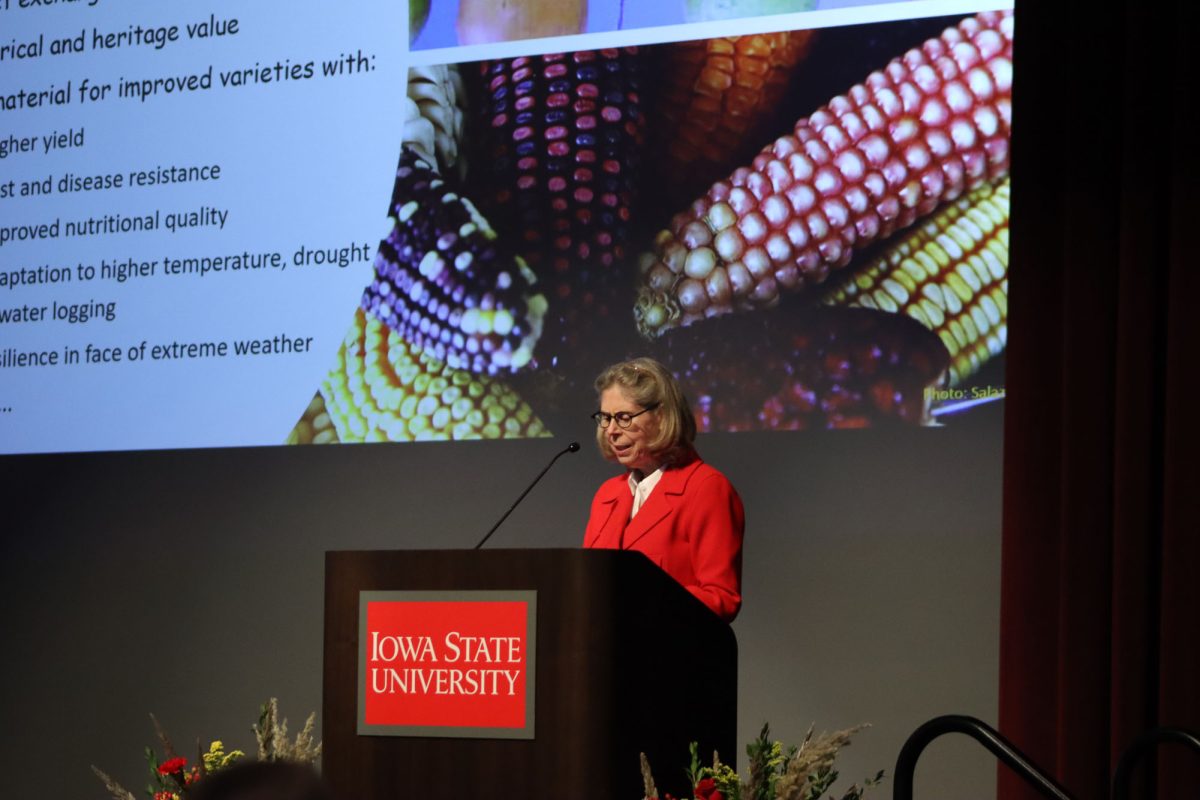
[[824, 179, 1010, 386], [319, 310, 550, 443], [286, 392, 341, 445]]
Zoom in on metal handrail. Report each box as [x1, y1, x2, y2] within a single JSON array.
[[893, 715, 1073, 800], [1112, 727, 1200, 800]]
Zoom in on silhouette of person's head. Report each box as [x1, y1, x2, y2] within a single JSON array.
[[187, 761, 332, 800]]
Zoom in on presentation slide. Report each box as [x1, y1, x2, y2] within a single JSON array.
[[0, 0, 1011, 454]]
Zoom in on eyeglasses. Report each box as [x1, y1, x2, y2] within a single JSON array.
[[591, 404, 659, 429]]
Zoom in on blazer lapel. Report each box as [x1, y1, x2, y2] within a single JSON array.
[[620, 459, 703, 549], [586, 480, 633, 548]]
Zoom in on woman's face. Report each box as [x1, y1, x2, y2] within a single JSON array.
[[599, 385, 660, 473]]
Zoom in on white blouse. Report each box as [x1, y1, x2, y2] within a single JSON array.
[[627, 467, 664, 518]]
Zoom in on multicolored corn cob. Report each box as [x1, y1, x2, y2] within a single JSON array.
[[658, 307, 949, 430], [404, 65, 469, 181], [474, 48, 644, 272], [286, 393, 339, 445], [652, 32, 814, 205], [635, 10, 1013, 338], [824, 179, 1008, 386], [321, 309, 550, 442], [363, 147, 547, 375], [471, 48, 645, 367]]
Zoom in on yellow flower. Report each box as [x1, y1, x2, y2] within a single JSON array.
[[203, 740, 245, 772]]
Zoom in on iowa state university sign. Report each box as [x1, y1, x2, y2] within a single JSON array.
[[357, 590, 537, 739]]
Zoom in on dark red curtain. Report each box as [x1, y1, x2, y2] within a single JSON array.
[[999, 0, 1198, 798]]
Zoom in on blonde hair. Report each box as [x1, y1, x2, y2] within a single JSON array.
[[593, 357, 697, 465]]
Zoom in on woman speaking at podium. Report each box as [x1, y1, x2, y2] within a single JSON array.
[[583, 358, 745, 623]]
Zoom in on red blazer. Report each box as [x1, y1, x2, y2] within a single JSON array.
[[583, 457, 744, 623]]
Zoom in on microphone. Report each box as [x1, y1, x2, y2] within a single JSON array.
[[474, 441, 580, 549]]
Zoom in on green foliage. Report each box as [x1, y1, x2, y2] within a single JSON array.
[[802, 765, 837, 800], [143, 745, 166, 799], [688, 741, 704, 788], [833, 769, 886, 800], [744, 723, 789, 800]]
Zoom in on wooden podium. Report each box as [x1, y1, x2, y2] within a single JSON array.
[[323, 549, 737, 799]]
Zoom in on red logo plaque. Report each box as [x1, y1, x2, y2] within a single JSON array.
[[358, 590, 536, 738]]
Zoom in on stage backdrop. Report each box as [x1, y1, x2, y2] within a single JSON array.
[[0, 415, 1001, 799]]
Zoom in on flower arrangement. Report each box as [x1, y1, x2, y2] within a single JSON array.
[[92, 698, 321, 800], [640, 723, 884, 800]]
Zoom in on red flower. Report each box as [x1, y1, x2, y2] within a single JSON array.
[[158, 757, 188, 776], [694, 778, 724, 800]]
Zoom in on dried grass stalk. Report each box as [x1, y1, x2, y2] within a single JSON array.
[[254, 698, 280, 761], [90, 766, 137, 800], [292, 711, 323, 764], [775, 724, 869, 800], [254, 698, 322, 765], [150, 713, 179, 761], [639, 752, 658, 800]]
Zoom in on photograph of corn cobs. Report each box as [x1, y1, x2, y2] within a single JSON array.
[[288, 9, 1012, 444]]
